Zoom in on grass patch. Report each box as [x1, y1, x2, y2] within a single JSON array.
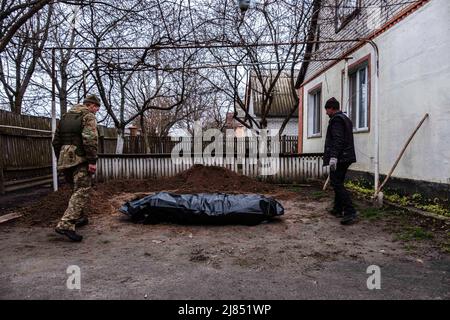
[[360, 207, 384, 220], [396, 226, 434, 242], [311, 191, 327, 200], [287, 186, 302, 193]]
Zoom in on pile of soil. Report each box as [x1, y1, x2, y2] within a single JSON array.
[[100, 164, 275, 195], [18, 186, 72, 227], [15, 165, 291, 227]]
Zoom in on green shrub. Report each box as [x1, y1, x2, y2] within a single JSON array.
[[346, 180, 450, 218], [416, 204, 450, 217]]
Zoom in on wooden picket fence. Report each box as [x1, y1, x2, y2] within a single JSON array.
[[0, 110, 54, 192], [122, 135, 298, 155], [96, 153, 327, 184], [0, 110, 114, 193]]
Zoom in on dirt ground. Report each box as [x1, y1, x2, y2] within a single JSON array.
[[0, 165, 449, 299]]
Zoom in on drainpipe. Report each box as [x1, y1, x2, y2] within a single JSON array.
[[343, 58, 350, 113], [51, 48, 58, 192], [367, 40, 380, 197]]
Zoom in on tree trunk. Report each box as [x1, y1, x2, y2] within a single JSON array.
[[295, 0, 322, 89], [140, 113, 150, 153], [59, 69, 68, 115], [59, 92, 67, 115], [12, 95, 23, 114], [115, 129, 125, 154]]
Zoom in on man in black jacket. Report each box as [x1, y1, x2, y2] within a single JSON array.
[[323, 97, 358, 225]]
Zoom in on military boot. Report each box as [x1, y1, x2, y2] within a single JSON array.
[[55, 228, 83, 242], [75, 217, 89, 228]]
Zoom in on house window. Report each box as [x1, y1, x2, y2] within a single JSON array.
[[348, 63, 369, 131], [308, 88, 322, 138], [335, 0, 361, 32]]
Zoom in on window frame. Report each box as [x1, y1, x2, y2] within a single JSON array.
[[335, 0, 361, 33], [341, 53, 372, 134], [307, 84, 322, 139], [347, 56, 370, 133]]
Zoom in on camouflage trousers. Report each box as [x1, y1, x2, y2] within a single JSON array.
[[56, 163, 92, 231]]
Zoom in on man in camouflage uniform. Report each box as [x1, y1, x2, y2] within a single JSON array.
[[52, 94, 100, 242]]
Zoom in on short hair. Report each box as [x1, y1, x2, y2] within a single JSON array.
[[324, 97, 340, 110]]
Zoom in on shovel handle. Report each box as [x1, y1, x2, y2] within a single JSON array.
[[323, 175, 330, 191]]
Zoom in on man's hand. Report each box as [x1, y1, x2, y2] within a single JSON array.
[[329, 157, 338, 172], [88, 164, 97, 174]]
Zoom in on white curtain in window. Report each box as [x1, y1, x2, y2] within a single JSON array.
[[359, 67, 368, 129]]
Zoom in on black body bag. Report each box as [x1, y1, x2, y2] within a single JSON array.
[[119, 192, 284, 225]]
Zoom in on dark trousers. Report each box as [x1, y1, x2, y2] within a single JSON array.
[[330, 162, 356, 216]]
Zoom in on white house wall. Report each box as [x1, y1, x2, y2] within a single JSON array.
[[302, 0, 450, 184], [265, 118, 298, 136], [247, 87, 298, 136]]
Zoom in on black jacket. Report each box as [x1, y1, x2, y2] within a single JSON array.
[[323, 111, 356, 166]]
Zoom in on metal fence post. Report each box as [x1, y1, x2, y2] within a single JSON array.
[[51, 48, 58, 192]]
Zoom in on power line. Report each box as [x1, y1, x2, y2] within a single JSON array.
[[45, 38, 366, 51], [319, 0, 424, 10], [87, 57, 354, 72]]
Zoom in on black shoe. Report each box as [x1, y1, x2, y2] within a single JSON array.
[[340, 213, 359, 225], [75, 217, 89, 228], [55, 228, 83, 242], [328, 208, 343, 217]]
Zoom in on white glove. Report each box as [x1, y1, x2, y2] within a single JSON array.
[[329, 157, 338, 172]]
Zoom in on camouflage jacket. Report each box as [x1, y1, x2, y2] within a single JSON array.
[[52, 104, 98, 170]]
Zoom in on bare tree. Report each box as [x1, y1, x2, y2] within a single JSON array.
[[75, 0, 199, 153], [171, 77, 231, 136], [0, 0, 53, 53], [282, 0, 322, 135], [0, 0, 321, 143], [36, 2, 86, 115], [0, 4, 52, 114], [192, 0, 316, 135]]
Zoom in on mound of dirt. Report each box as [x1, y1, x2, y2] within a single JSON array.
[[18, 186, 72, 227], [98, 164, 276, 195], [15, 165, 292, 227], [173, 164, 275, 194]]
